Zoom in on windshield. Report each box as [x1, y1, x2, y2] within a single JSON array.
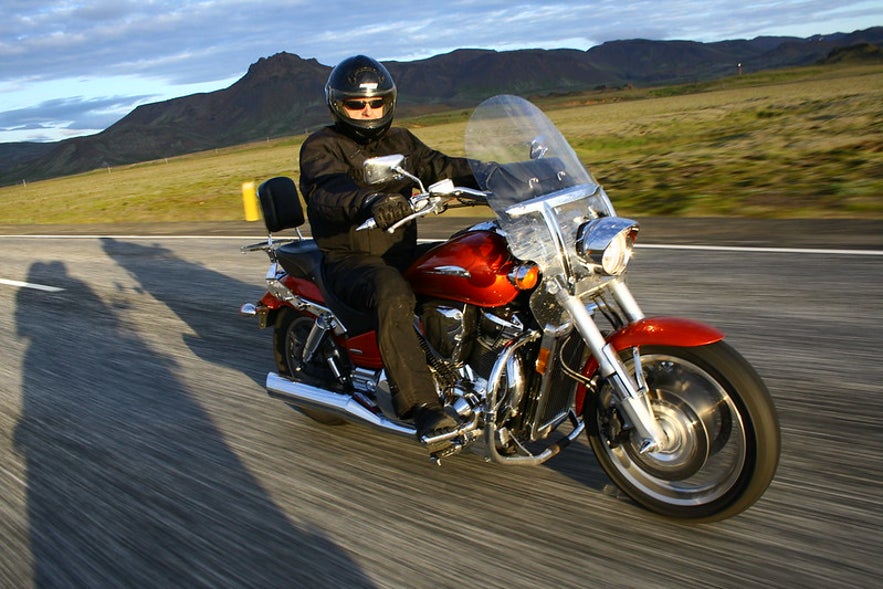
[[467, 94, 615, 265], [466, 95, 620, 326], [466, 94, 613, 212]]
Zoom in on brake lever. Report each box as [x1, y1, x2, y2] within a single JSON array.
[[385, 207, 431, 233]]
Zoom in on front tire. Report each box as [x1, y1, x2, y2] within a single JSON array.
[[274, 309, 347, 425], [585, 341, 780, 522]]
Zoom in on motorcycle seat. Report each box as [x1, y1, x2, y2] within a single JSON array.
[[276, 240, 322, 279]]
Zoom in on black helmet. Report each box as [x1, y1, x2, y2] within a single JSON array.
[[325, 55, 397, 141]]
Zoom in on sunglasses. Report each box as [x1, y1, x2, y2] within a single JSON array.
[[343, 98, 385, 110]]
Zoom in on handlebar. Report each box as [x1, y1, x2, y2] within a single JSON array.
[[356, 208, 424, 233], [356, 186, 490, 233]]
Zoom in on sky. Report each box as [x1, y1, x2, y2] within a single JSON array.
[[1, 0, 881, 144]]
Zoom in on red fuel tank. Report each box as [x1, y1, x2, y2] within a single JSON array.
[[404, 230, 519, 307]]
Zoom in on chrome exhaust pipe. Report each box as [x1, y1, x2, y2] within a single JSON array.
[[265, 372, 414, 437]]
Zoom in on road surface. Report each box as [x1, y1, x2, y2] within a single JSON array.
[[1, 217, 880, 588]]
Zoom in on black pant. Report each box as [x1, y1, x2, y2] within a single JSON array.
[[324, 252, 436, 416]]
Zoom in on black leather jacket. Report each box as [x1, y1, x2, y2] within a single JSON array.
[[299, 124, 478, 260]]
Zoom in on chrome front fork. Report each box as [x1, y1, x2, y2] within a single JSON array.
[[548, 276, 665, 453]]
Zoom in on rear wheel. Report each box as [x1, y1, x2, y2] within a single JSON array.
[[274, 309, 347, 425], [585, 341, 780, 522]]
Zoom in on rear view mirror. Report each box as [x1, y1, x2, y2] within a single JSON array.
[[364, 154, 406, 184]]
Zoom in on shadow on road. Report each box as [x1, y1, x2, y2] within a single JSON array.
[[99, 238, 613, 500], [13, 260, 376, 587], [100, 237, 269, 387]]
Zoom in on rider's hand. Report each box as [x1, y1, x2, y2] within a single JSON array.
[[369, 193, 412, 230]]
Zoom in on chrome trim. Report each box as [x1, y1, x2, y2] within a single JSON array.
[[266, 372, 414, 436], [548, 274, 663, 451], [481, 310, 524, 336], [487, 411, 585, 465], [427, 265, 472, 279], [503, 184, 599, 217], [575, 217, 638, 276], [264, 262, 347, 334], [239, 302, 271, 328], [608, 278, 645, 322]]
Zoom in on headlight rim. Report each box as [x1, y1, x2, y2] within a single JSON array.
[[576, 216, 639, 276]]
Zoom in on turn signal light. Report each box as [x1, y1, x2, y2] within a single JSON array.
[[509, 262, 540, 290], [535, 346, 551, 374]]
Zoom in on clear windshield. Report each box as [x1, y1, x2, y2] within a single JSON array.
[[467, 94, 615, 270], [466, 95, 620, 326], [466, 95, 595, 205]]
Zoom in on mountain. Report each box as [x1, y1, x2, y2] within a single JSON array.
[[2, 27, 881, 186]]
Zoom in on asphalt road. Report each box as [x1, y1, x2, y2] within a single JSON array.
[[1, 218, 881, 588]]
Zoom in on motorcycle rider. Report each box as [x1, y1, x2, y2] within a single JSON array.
[[298, 55, 481, 447]]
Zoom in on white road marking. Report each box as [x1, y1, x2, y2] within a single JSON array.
[[0, 278, 65, 292], [0, 233, 881, 256], [635, 243, 883, 256]]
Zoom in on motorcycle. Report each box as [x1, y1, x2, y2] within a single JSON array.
[[240, 94, 780, 522]]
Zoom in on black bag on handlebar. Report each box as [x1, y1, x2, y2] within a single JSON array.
[[484, 157, 577, 203]]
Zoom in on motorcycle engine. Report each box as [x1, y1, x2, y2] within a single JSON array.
[[422, 300, 526, 374], [422, 300, 528, 418], [421, 300, 478, 366], [470, 305, 526, 378]]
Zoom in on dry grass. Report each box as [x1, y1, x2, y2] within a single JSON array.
[[1, 63, 880, 224]]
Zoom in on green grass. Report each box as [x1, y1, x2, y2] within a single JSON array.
[[1, 63, 881, 224]]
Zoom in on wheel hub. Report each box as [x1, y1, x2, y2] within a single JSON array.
[[625, 391, 710, 480]]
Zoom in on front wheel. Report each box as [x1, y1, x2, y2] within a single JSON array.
[[585, 341, 780, 522]]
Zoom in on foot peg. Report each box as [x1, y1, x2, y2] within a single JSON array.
[[413, 403, 458, 448], [419, 426, 461, 451], [429, 439, 465, 465]]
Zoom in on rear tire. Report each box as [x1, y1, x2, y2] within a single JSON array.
[[585, 341, 780, 522], [274, 309, 347, 425]]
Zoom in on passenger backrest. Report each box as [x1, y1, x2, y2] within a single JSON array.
[[257, 176, 305, 233]]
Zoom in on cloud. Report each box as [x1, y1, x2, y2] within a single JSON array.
[[0, 93, 154, 135], [4, 1, 880, 84], [1, 0, 880, 142]]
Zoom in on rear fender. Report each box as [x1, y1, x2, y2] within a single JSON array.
[[255, 275, 325, 310], [251, 275, 325, 328], [575, 316, 725, 413], [260, 276, 383, 369]]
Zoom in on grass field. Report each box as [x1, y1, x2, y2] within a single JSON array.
[[1, 63, 880, 225]]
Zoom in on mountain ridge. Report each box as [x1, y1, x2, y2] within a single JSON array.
[[2, 26, 881, 186]]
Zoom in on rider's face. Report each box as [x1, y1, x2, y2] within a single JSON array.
[[342, 98, 385, 120]]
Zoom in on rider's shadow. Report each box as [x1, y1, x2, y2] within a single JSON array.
[[13, 260, 376, 587], [100, 237, 269, 386]]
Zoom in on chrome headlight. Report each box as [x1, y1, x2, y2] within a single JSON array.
[[576, 217, 639, 275]]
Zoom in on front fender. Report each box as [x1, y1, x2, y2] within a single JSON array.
[[605, 316, 724, 351], [575, 316, 725, 412]]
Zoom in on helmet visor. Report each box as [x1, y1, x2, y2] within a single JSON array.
[[331, 90, 396, 130]]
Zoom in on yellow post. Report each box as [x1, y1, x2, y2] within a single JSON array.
[[242, 181, 259, 222]]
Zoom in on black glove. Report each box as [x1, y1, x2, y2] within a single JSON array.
[[369, 193, 412, 231]]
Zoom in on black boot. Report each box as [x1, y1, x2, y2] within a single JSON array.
[[413, 403, 457, 445]]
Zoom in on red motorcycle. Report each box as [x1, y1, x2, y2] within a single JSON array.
[[241, 95, 780, 522]]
